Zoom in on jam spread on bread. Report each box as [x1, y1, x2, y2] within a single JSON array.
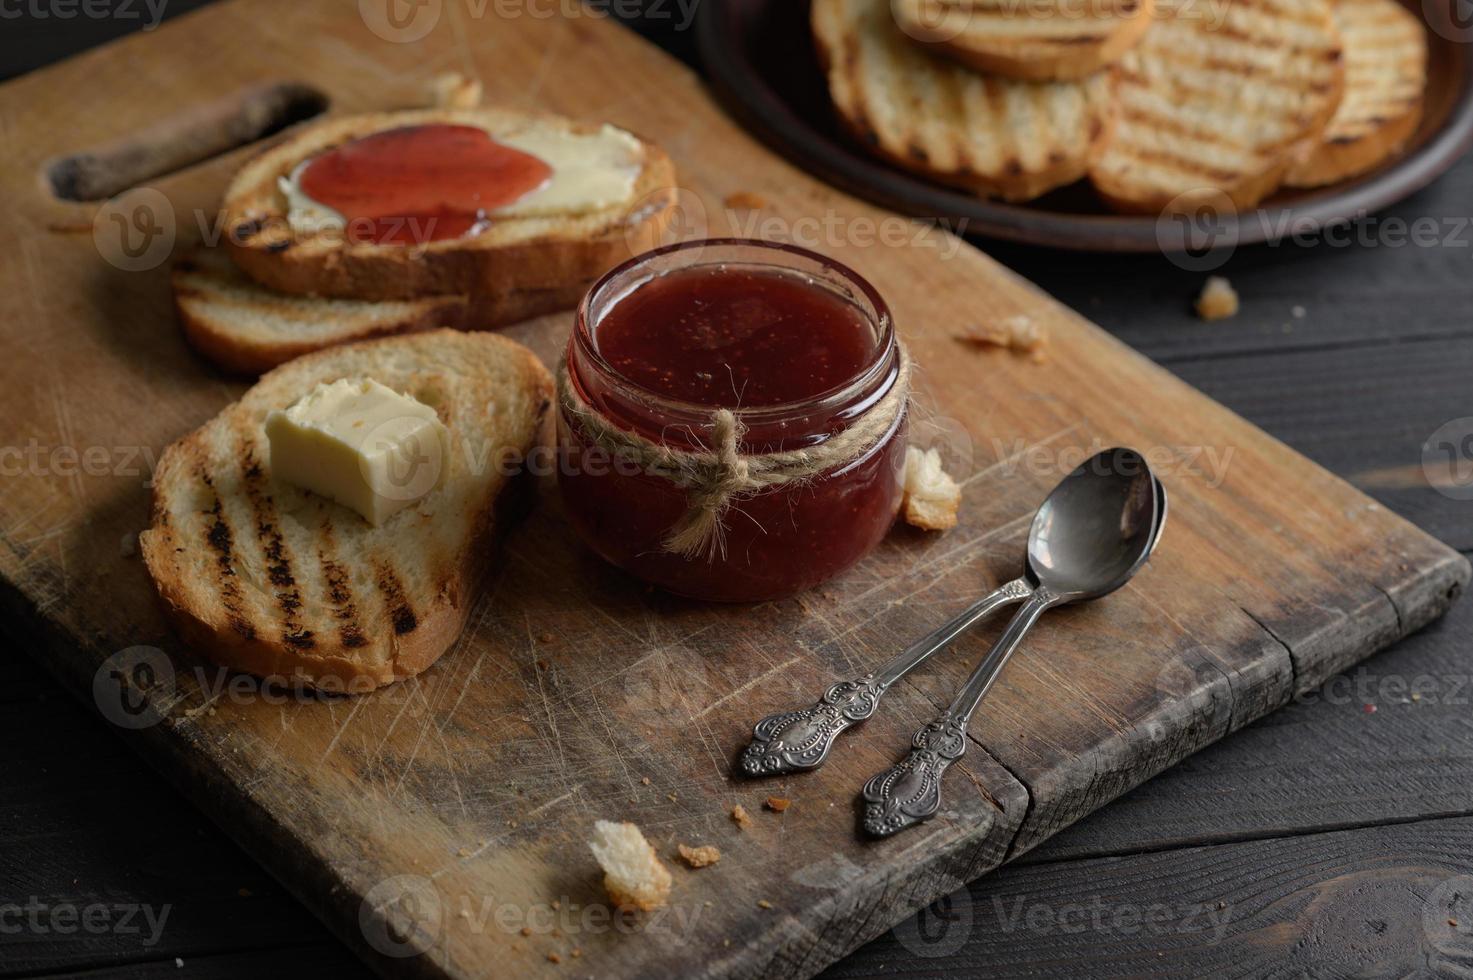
[[297, 124, 552, 244], [559, 245, 908, 602], [593, 266, 877, 409]]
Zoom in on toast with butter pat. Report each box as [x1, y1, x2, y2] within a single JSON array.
[[223, 108, 677, 301], [1089, 0, 1344, 213], [1285, 0, 1426, 188], [173, 245, 585, 375], [140, 330, 552, 692], [892, 0, 1155, 82], [813, 0, 1117, 201]]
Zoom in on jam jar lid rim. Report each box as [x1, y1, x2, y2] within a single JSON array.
[[571, 238, 898, 424]]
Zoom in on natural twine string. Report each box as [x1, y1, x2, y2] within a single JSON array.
[[557, 344, 911, 561]]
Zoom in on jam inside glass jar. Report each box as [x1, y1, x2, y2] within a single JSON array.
[[558, 240, 908, 602]]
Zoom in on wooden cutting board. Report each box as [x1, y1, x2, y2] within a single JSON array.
[[1, 3, 1466, 978]]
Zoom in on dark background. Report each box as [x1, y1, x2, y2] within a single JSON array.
[[6, 2, 1473, 977]]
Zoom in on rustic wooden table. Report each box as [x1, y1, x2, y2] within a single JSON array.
[[6, 4, 1473, 978]]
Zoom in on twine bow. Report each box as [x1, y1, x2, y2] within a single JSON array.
[[557, 345, 911, 561]]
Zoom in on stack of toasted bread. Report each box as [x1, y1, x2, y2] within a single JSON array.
[[177, 106, 676, 374], [814, 0, 1428, 212], [143, 96, 683, 692]]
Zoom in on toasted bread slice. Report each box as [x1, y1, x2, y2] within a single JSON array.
[[892, 0, 1155, 82], [813, 0, 1117, 201], [140, 330, 552, 691], [173, 245, 584, 375], [1285, 0, 1426, 187], [223, 108, 677, 301], [1089, 0, 1344, 213]]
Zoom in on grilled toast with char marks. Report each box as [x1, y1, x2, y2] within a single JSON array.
[[814, 0, 1118, 201], [1088, 0, 1345, 213], [1285, 0, 1426, 187], [892, 0, 1155, 82], [140, 330, 552, 691]]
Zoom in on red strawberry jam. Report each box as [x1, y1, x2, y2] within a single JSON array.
[[297, 124, 551, 245], [558, 240, 908, 602]]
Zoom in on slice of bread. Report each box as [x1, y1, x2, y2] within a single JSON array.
[[173, 245, 585, 375], [589, 820, 672, 912], [1285, 0, 1427, 188], [813, 0, 1117, 201], [223, 108, 677, 301], [892, 0, 1155, 82], [140, 330, 553, 692], [1088, 0, 1344, 213]]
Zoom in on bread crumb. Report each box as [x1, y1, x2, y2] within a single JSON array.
[[427, 72, 482, 109], [901, 447, 960, 531], [640, 776, 651, 785], [589, 820, 672, 911], [724, 191, 769, 210], [731, 804, 752, 829], [955, 314, 1045, 355], [1195, 276, 1239, 320], [572, 948, 582, 958], [757, 899, 773, 909], [677, 843, 722, 868], [521, 926, 533, 937], [547, 952, 561, 964], [120, 532, 137, 559], [551, 900, 560, 910], [764, 797, 791, 812], [538, 631, 555, 643]]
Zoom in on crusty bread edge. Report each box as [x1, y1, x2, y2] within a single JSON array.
[[1284, 94, 1424, 188], [175, 272, 587, 376], [909, 0, 1156, 82], [812, 11, 1119, 201], [139, 332, 554, 692], [222, 112, 679, 301]]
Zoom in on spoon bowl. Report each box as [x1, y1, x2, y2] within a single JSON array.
[[1026, 448, 1160, 602]]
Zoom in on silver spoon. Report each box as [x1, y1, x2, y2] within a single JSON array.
[[740, 450, 1165, 780], [861, 448, 1161, 837]]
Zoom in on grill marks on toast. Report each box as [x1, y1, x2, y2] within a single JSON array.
[[317, 524, 369, 650], [236, 434, 317, 652], [895, 0, 1154, 81], [815, 0, 1115, 201], [199, 473, 256, 642], [1285, 0, 1426, 187], [376, 565, 419, 636], [1087, 0, 1343, 212]]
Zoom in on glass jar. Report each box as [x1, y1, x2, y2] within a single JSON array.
[[558, 240, 908, 602]]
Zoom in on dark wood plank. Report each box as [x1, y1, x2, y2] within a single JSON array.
[[993, 156, 1473, 364], [0, 660, 334, 976], [824, 813, 1473, 979], [1166, 336, 1473, 551], [42, 945, 365, 980], [1028, 570, 1473, 861]]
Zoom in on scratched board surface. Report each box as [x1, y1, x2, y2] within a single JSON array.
[[0, 2, 1466, 978]]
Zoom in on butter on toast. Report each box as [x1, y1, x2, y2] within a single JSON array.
[[173, 245, 583, 375], [140, 330, 552, 691], [1089, 0, 1344, 213], [814, 0, 1117, 201], [892, 0, 1155, 82], [1285, 0, 1426, 187], [223, 108, 677, 301]]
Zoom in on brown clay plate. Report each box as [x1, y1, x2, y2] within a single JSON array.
[[695, 0, 1473, 252]]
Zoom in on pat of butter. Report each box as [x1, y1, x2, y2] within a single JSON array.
[[265, 378, 450, 526]]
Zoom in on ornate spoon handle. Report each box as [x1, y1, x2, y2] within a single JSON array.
[[862, 587, 1060, 837], [739, 577, 1033, 777]]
